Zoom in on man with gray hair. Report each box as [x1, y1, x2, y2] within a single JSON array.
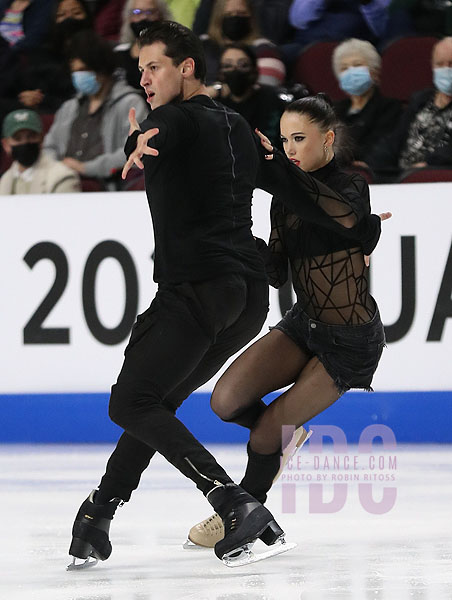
[[368, 36, 452, 180]]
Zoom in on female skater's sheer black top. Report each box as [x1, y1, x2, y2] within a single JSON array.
[[256, 150, 381, 325]]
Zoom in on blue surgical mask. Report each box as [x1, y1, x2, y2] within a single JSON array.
[[339, 66, 373, 96], [71, 70, 101, 96], [433, 67, 452, 95]]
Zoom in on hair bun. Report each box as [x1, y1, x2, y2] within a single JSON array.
[[315, 92, 334, 108]]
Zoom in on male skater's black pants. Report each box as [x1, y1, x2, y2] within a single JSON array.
[[98, 273, 269, 501]]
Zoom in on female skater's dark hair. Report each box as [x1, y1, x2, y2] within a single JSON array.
[[284, 93, 354, 165], [138, 21, 207, 83]]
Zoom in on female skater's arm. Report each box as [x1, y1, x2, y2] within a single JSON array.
[[254, 130, 382, 255], [255, 199, 289, 288]]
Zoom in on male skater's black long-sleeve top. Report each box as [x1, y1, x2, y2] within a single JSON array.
[[126, 95, 266, 284], [255, 150, 382, 325]]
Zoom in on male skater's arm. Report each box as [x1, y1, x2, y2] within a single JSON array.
[[122, 105, 198, 179]]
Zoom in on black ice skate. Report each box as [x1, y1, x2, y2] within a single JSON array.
[[67, 490, 123, 571], [207, 483, 296, 567]]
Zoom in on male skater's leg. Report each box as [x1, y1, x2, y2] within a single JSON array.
[[69, 277, 283, 566], [95, 276, 268, 504]]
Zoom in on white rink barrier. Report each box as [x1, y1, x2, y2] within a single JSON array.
[[1, 182, 451, 396]]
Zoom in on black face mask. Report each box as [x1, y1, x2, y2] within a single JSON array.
[[223, 70, 254, 97], [11, 142, 41, 168], [221, 15, 251, 41], [54, 17, 90, 40], [130, 19, 154, 38]]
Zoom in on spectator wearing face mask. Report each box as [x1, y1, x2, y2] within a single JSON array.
[[0, 109, 80, 194], [200, 0, 286, 87], [43, 30, 148, 189], [210, 43, 285, 144], [0, 0, 93, 125], [114, 0, 173, 93], [368, 36, 452, 180], [0, 0, 54, 121], [332, 39, 402, 166]]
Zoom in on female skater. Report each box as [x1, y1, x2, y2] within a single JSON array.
[[188, 94, 391, 547]]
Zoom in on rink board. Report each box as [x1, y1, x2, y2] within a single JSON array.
[[1, 183, 452, 442], [1, 390, 452, 443]]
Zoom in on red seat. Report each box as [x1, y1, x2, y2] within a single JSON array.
[[380, 36, 438, 103], [122, 169, 145, 191], [292, 41, 346, 102], [40, 113, 55, 135], [80, 177, 106, 192], [0, 147, 12, 176], [399, 167, 452, 183]]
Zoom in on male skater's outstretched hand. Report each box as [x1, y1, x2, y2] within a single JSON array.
[[122, 107, 160, 179]]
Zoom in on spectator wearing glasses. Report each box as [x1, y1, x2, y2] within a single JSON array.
[[115, 0, 173, 92], [210, 43, 284, 143]]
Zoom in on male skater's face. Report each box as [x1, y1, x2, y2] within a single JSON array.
[[139, 41, 185, 109]]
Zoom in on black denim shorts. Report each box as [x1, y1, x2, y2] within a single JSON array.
[[272, 303, 386, 395]]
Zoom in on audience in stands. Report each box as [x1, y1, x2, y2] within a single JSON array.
[[368, 36, 452, 180], [93, 0, 126, 41], [1, 0, 451, 192], [0, 109, 81, 194], [0, 0, 93, 127], [193, 0, 293, 45], [165, 0, 200, 28], [332, 38, 402, 166], [389, 0, 452, 37], [288, 0, 392, 48], [115, 0, 173, 92], [209, 43, 285, 143], [0, 0, 54, 121], [43, 30, 147, 189], [199, 0, 286, 86]]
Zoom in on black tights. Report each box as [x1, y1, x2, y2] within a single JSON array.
[[211, 328, 341, 502]]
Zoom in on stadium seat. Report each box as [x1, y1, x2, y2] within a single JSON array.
[[80, 177, 106, 192], [380, 36, 438, 103], [0, 147, 12, 176], [40, 113, 55, 135], [122, 169, 145, 191], [292, 41, 346, 102], [399, 167, 452, 183]]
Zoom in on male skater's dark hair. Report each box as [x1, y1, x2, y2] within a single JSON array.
[[138, 21, 207, 83]]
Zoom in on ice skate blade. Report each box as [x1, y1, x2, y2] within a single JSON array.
[[66, 556, 99, 571], [182, 538, 211, 550], [221, 539, 297, 568]]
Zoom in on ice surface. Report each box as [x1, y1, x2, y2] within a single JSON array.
[[1, 444, 451, 600]]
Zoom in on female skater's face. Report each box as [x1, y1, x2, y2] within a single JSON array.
[[139, 41, 193, 109], [280, 111, 334, 172]]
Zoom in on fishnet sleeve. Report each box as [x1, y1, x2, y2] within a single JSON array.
[[256, 150, 381, 253], [255, 198, 288, 289]]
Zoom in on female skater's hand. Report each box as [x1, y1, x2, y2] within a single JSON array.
[[364, 212, 392, 267], [255, 128, 274, 160]]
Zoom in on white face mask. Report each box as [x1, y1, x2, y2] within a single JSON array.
[[338, 66, 373, 96], [433, 67, 452, 96]]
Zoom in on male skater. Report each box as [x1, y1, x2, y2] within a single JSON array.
[[68, 21, 291, 569]]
